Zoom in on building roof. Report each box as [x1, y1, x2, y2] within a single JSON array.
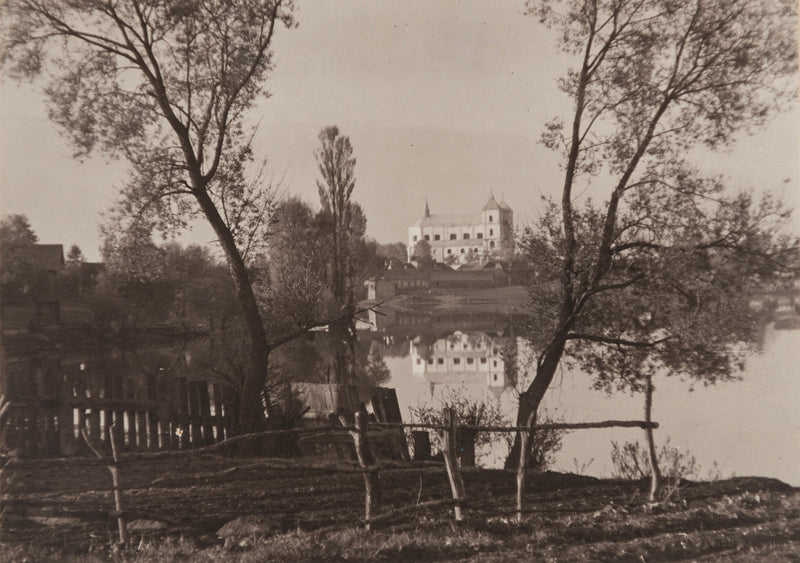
[[482, 194, 512, 212], [482, 194, 502, 211], [28, 245, 64, 271], [412, 212, 484, 228]]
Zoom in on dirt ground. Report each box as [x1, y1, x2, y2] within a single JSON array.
[[2, 453, 799, 561]]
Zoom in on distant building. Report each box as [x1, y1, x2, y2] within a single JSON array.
[[408, 194, 514, 265], [364, 264, 509, 301], [1, 244, 64, 331]]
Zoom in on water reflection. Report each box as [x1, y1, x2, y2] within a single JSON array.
[[367, 312, 800, 486]]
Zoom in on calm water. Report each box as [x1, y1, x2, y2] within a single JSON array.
[[375, 319, 800, 486]]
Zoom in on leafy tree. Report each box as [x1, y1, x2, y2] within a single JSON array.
[[0, 214, 39, 298], [315, 125, 358, 312], [65, 244, 84, 267], [412, 239, 435, 269], [509, 0, 798, 466], [376, 242, 408, 264], [264, 197, 330, 331], [1, 0, 296, 433]]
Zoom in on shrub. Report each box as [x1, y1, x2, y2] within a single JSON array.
[[610, 436, 698, 483]]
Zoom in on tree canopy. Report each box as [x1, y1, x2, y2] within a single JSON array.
[[510, 0, 798, 465], [1, 0, 296, 433], [0, 214, 39, 298]]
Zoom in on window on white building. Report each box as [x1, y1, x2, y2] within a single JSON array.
[[489, 229, 493, 236], [434, 234, 441, 240], [489, 215, 493, 222], [447, 249, 452, 254], [467, 358, 474, 365], [454, 358, 460, 365], [450, 234, 457, 240], [477, 233, 483, 239], [437, 358, 444, 365], [490, 241, 495, 248], [424, 235, 430, 241], [460, 248, 465, 253], [413, 235, 418, 241]]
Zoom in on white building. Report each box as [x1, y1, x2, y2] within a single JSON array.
[[408, 194, 514, 264]]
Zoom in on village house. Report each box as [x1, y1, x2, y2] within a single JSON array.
[[1, 244, 65, 331], [408, 194, 514, 264]]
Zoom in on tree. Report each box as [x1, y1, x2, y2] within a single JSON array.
[[508, 0, 798, 466], [0, 214, 39, 298], [264, 197, 330, 331], [315, 125, 357, 312], [411, 239, 435, 269], [65, 244, 84, 266], [376, 242, 408, 264], [1, 1, 296, 433]]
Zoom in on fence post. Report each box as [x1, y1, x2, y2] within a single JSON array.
[[644, 373, 661, 501], [342, 407, 379, 530], [517, 410, 535, 523], [411, 430, 431, 461], [82, 422, 128, 545], [441, 407, 465, 521]]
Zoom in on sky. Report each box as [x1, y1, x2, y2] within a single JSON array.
[[1, 0, 798, 261]]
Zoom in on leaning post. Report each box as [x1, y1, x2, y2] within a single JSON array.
[[82, 422, 128, 544], [441, 407, 466, 521], [342, 406, 379, 529]]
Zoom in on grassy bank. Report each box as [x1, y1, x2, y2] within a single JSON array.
[[2, 455, 798, 561]]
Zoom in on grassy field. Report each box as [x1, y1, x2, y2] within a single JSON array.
[[2, 454, 799, 561]]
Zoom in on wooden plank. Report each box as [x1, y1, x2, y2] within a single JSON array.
[[177, 378, 189, 448], [197, 381, 213, 444], [188, 380, 200, 446], [212, 383, 225, 442]]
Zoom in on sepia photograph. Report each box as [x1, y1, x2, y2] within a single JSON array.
[[1, 1, 798, 560]]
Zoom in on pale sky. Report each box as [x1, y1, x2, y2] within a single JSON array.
[[1, 1, 798, 261]]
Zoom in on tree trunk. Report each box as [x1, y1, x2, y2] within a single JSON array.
[[645, 372, 661, 501], [193, 189, 271, 435], [505, 331, 567, 469]]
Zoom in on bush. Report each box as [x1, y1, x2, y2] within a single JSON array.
[[610, 436, 698, 483], [409, 387, 564, 469]]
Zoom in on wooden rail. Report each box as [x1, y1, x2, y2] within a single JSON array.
[[2, 407, 661, 541]]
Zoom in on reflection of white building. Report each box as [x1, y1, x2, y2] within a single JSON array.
[[410, 331, 510, 396]]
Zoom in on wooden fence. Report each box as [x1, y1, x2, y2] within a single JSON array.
[[0, 367, 231, 457], [0, 404, 660, 544]]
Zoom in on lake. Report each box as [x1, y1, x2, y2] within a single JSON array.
[[373, 316, 800, 486]]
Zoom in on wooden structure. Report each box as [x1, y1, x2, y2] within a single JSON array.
[[1, 361, 230, 457], [293, 383, 409, 462]]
